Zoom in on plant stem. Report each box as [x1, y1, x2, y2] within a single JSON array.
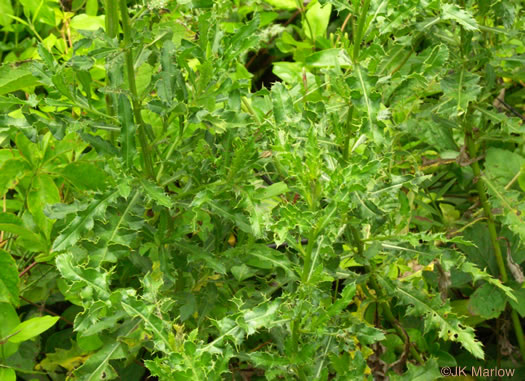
[[104, 0, 119, 118], [343, 103, 354, 162], [464, 124, 525, 362], [352, 0, 371, 63], [118, 0, 155, 179], [351, 224, 424, 364]]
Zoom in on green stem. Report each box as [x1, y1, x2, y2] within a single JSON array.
[[352, 0, 371, 63], [118, 0, 155, 178], [104, 0, 119, 119], [343, 103, 354, 162], [464, 124, 525, 362]]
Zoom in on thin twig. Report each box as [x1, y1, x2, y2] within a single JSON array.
[[19, 261, 39, 277], [19, 295, 74, 326]]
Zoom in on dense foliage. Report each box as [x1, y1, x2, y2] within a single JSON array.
[[0, 0, 524, 379]]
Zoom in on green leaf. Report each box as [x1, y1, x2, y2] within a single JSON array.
[[381, 277, 485, 359], [62, 161, 108, 190], [305, 48, 352, 68], [121, 295, 172, 351], [304, 1, 332, 41], [140, 180, 172, 208], [441, 4, 479, 31], [0, 302, 20, 358], [468, 283, 507, 319], [27, 174, 61, 238], [440, 69, 481, 115], [271, 82, 294, 125], [241, 301, 280, 335], [254, 182, 289, 200], [0, 368, 16, 381], [70, 14, 105, 31], [52, 192, 117, 252], [484, 148, 525, 188], [0, 249, 19, 306], [263, 0, 296, 10], [72, 321, 138, 381], [8, 315, 59, 343], [508, 287, 525, 317], [0, 0, 14, 28], [56, 252, 111, 300], [390, 358, 441, 381], [231, 264, 257, 281], [0, 158, 29, 195], [0, 212, 48, 252], [0, 64, 38, 95], [245, 244, 296, 278]]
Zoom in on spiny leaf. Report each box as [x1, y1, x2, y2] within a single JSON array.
[[442, 4, 479, 31], [52, 191, 118, 252]]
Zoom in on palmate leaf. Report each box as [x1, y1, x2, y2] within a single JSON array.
[[379, 276, 484, 359]]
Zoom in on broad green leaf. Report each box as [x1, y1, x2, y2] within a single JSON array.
[[441, 4, 479, 31], [305, 48, 352, 67], [304, 1, 332, 40], [271, 82, 294, 125], [0, 212, 48, 252], [484, 148, 525, 188], [245, 244, 296, 278], [0, 158, 28, 195], [254, 182, 289, 200], [390, 358, 441, 381], [508, 287, 525, 317], [62, 161, 107, 190], [70, 14, 105, 31], [19, 0, 56, 25], [0, 249, 19, 306], [8, 315, 59, 343], [468, 283, 507, 319], [273, 62, 303, 83], [27, 174, 61, 238], [231, 264, 257, 281], [86, 0, 98, 16], [0, 64, 38, 95], [0, 0, 14, 28], [264, 0, 296, 10], [319, 0, 351, 11], [0, 368, 15, 381], [0, 302, 20, 358]]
